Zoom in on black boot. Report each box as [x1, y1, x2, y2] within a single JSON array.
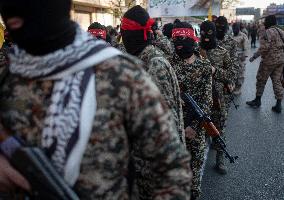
[[246, 96, 261, 108], [272, 99, 282, 113]]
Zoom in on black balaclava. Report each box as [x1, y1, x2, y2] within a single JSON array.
[[232, 23, 240, 36], [215, 16, 228, 40], [151, 21, 159, 40], [88, 22, 105, 31], [88, 22, 107, 41], [172, 21, 196, 60], [121, 5, 153, 56], [200, 20, 217, 50], [163, 23, 174, 39], [264, 15, 277, 29], [0, 0, 76, 56], [174, 19, 181, 25]]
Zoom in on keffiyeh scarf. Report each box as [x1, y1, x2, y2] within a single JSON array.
[[8, 25, 122, 186]]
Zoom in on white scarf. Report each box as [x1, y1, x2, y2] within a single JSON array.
[[9, 25, 122, 186]]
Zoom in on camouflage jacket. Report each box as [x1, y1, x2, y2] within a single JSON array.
[[233, 32, 249, 57], [253, 26, 284, 65], [114, 42, 127, 53], [138, 45, 186, 144], [170, 54, 213, 115], [204, 46, 233, 98], [153, 35, 174, 59], [217, 34, 239, 82], [0, 55, 192, 200]]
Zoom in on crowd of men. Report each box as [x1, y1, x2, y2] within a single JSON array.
[[0, 0, 283, 200]]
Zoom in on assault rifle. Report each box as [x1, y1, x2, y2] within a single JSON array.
[[224, 84, 239, 110], [181, 93, 238, 163], [0, 134, 79, 200]]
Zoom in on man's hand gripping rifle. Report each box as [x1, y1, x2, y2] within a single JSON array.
[[224, 84, 239, 110], [182, 93, 238, 163]]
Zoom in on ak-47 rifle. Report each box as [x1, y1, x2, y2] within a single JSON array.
[[181, 93, 238, 163], [224, 84, 239, 110], [0, 133, 79, 200]]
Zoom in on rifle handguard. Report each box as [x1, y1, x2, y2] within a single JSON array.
[[202, 122, 220, 137]]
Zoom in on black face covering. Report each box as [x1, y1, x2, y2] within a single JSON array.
[[200, 21, 217, 50], [174, 38, 195, 60], [215, 16, 228, 40], [264, 15, 277, 29], [121, 5, 152, 56], [0, 0, 76, 55], [232, 23, 240, 36], [163, 23, 174, 39], [122, 30, 152, 56]]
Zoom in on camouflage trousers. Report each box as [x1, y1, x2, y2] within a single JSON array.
[[256, 62, 284, 100], [236, 54, 246, 90], [186, 127, 206, 200], [211, 97, 228, 150]]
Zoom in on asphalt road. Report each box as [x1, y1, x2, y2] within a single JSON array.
[[201, 46, 284, 200]]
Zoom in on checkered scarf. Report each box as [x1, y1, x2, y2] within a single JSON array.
[[8, 25, 122, 185]]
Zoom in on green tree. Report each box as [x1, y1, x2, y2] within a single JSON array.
[[110, 0, 136, 18]]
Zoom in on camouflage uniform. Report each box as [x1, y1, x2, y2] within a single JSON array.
[[233, 31, 249, 91], [153, 35, 174, 59], [138, 45, 185, 144], [217, 34, 239, 85], [137, 46, 187, 199], [217, 34, 239, 111], [170, 53, 213, 199], [0, 55, 192, 199], [204, 46, 233, 146], [251, 26, 284, 100], [114, 42, 127, 53]]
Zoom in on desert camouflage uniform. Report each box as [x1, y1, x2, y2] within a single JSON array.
[[233, 31, 249, 91], [115, 43, 127, 53], [138, 45, 185, 144], [137, 46, 187, 199], [217, 34, 239, 84], [251, 26, 284, 100], [153, 35, 174, 59], [0, 55, 192, 200], [170, 53, 213, 199], [217, 34, 239, 111], [203, 46, 233, 146]]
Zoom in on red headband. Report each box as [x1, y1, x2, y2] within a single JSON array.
[[121, 17, 155, 40], [88, 29, 107, 40], [172, 28, 199, 42]]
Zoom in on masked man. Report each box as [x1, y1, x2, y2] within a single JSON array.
[[88, 22, 107, 40], [232, 22, 249, 95], [200, 21, 234, 175], [247, 15, 284, 113], [215, 16, 239, 99], [170, 21, 214, 200], [151, 21, 174, 58], [0, 0, 192, 199], [121, 5, 188, 199]]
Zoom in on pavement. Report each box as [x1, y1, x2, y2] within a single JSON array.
[[201, 45, 284, 200]]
